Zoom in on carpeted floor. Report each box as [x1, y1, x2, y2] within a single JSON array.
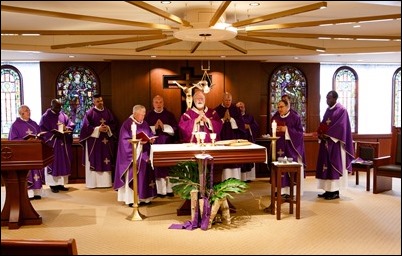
[[1, 174, 401, 255]]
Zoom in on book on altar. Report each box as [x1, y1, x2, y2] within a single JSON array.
[[136, 131, 158, 142]]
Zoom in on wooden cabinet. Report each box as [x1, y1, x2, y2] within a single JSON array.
[[69, 139, 85, 184]]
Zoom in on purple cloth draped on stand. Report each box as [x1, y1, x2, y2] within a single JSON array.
[[169, 157, 214, 231]]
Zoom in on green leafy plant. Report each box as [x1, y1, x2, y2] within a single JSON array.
[[168, 161, 249, 204]]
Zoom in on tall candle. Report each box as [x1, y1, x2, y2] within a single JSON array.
[[131, 122, 137, 139], [272, 120, 277, 137]]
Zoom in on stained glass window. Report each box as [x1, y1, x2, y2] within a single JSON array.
[[1, 65, 23, 138], [333, 66, 357, 133], [56, 66, 99, 136], [270, 65, 307, 131], [393, 67, 401, 128]]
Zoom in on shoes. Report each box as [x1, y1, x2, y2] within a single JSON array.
[[157, 194, 166, 198], [33, 195, 42, 200], [317, 191, 330, 198], [128, 203, 133, 207], [324, 191, 340, 200], [166, 192, 174, 197], [129, 201, 152, 207], [50, 186, 59, 193], [57, 185, 69, 191]]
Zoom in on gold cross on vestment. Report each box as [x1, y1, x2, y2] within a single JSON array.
[[33, 173, 40, 181], [325, 118, 331, 125], [102, 137, 108, 144], [100, 118, 106, 125], [277, 148, 285, 156], [104, 157, 110, 165], [26, 128, 33, 135], [149, 180, 156, 189], [323, 164, 328, 171]]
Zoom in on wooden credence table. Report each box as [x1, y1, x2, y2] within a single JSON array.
[[270, 161, 302, 220], [150, 143, 267, 215]]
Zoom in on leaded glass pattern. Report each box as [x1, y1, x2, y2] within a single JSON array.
[[56, 66, 99, 136], [334, 66, 357, 133], [393, 68, 401, 128], [270, 65, 307, 131], [1, 65, 22, 138]]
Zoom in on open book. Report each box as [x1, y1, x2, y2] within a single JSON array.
[[136, 131, 158, 142], [51, 129, 72, 135], [23, 131, 46, 140]]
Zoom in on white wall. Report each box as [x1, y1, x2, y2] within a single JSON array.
[[1, 62, 42, 123], [320, 63, 400, 135]]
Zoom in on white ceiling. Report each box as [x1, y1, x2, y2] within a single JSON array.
[[1, 1, 401, 64]]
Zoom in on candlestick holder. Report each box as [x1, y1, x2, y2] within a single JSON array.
[[128, 138, 145, 221]]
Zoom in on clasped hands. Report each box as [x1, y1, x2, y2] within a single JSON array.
[[223, 109, 231, 122], [99, 124, 110, 133], [196, 113, 209, 124], [155, 119, 164, 130]]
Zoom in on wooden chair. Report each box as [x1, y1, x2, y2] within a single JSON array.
[[352, 140, 379, 191], [372, 126, 401, 194], [1, 238, 78, 255]]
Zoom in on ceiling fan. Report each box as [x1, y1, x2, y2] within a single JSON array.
[[1, 1, 400, 55]]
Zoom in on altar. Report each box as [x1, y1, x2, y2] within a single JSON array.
[[150, 143, 267, 168], [150, 142, 267, 215]]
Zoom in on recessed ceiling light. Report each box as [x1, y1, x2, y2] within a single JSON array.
[[151, 55, 156, 58], [160, 1, 171, 4], [68, 55, 75, 58], [249, 2, 260, 6]]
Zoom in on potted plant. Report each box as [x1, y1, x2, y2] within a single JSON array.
[[168, 160, 249, 229]]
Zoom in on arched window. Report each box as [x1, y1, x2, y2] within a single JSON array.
[[270, 65, 307, 131], [392, 67, 401, 128], [56, 66, 99, 137], [333, 66, 357, 133], [1, 65, 23, 138]]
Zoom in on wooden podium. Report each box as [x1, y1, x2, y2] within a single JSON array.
[[1, 139, 54, 229]]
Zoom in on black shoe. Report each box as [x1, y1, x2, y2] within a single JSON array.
[[33, 195, 42, 200], [128, 203, 133, 207], [57, 185, 69, 191], [166, 193, 174, 197], [50, 186, 59, 193], [29, 197, 35, 200], [157, 193, 166, 198], [318, 191, 330, 198], [324, 191, 340, 200]]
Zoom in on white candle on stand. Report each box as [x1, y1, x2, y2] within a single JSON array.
[[131, 122, 137, 139], [272, 120, 277, 137]]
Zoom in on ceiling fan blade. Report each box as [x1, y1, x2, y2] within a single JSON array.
[[209, 1, 231, 27], [236, 35, 326, 52], [190, 42, 202, 53], [245, 14, 400, 31], [126, 1, 191, 27], [136, 38, 182, 52], [220, 41, 247, 54], [232, 2, 327, 28], [1, 4, 174, 30], [246, 32, 401, 41], [51, 34, 167, 50], [1, 30, 163, 36]]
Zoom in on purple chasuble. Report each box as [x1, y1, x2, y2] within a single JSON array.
[[214, 103, 247, 140], [8, 118, 45, 189], [113, 117, 157, 200], [79, 107, 118, 172], [316, 103, 354, 180], [144, 108, 178, 179], [272, 109, 306, 187], [178, 106, 223, 143], [39, 108, 74, 177]]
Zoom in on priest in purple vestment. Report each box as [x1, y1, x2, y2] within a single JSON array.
[[178, 90, 222, 144], [145, 95, 178, 197], [114, 105, 157, 206], [39, 99, 75, 193], [236, 101, 260, 182], [272, 99, 306, 196], [79, 94, 118, 188], [316, 90, 354, 200], [214, 92, 247, 181], [8, 105, 45, 200]]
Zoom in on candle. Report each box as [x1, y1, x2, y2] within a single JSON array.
[[131, 122, 137, 139], [272, 120, 277, 137]]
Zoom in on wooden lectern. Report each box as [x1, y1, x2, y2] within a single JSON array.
[[1, 139, 54, 229]]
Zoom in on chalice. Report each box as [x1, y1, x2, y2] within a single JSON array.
[[210, 133, 216, 146], [199, 132, 206, 146]]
